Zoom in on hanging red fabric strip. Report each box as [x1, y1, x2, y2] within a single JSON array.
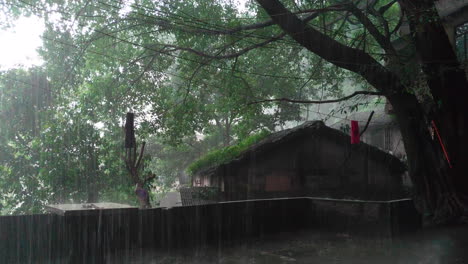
[[351, 120, 360, 144], [431, 120, 452, 168]]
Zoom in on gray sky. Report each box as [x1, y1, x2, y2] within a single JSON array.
[[0, 16, 44, 70]]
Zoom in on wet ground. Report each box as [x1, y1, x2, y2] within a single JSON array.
[[102, 225, 468, 264]]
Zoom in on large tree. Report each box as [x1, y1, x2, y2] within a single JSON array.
[[255, 0, 468, 224], [254, 0, 468, 223]]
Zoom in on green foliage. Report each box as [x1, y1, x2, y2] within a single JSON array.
[[187, 130, 271, 175], [0, 68, 137, 214]]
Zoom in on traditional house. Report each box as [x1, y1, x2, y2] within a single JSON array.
[[192, 121, 407, 201]]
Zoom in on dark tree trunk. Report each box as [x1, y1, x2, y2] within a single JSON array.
[[388, 92, 466, 224], [224, 117, 231, 147], [399, 0, 468, 222], [124, 113, 152, 209], [86, 145, 99, 203]]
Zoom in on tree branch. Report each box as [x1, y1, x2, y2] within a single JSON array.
[[255, 0, 402, 95], [149, 3, 345, 36], [368, 5, 391, 39], [144, 173, 156, 184], [248, 91, 383, 105], [161, 33, 286, 60], [378, 0, 398, 14], [154, 7, 334, 61], [130, 54, 157, 86], [135, 141, 146, 169], [346, 3, 395, 55], [291, 4, 348, 15], [360, 110, 375, 137], [150, 16, 275, 35], [181, 29, 267, 105]]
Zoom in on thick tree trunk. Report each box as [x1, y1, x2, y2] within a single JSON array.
[[125, 113, 152, 209], [399, 0, 468, 221], [388, 91, 467, 224]]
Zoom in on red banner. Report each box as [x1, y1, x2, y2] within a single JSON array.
[[351, 120, 360, 144]]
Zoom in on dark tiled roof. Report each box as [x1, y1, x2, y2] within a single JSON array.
[[197, 121, 406, 176]]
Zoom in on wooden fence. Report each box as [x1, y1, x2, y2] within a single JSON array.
[[0, 197, 420, 263]]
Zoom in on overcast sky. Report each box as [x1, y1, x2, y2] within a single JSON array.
[[0, 1, 250, 70], [0, 16, 44, 70]]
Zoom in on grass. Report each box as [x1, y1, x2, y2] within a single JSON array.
[[187, 130, 271, 175]]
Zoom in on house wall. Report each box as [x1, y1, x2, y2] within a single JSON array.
[[217, 136, 304, 201], [207, 132, 405, 201], [362, 125, 405, 160], [300, 134, 403, 200]]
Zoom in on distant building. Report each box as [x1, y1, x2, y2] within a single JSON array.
[[398, 0, 468, 63], [192, 121, 407, 201], [436, 0, 468, 61]]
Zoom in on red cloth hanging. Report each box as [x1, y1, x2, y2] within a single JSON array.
[[351, 120, 360, 144], [431, 120, 452, 168]]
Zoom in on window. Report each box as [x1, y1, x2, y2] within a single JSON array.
[[456, 22, 468, 61]]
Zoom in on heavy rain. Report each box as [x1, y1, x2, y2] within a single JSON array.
[[1, 0, 468, 263]]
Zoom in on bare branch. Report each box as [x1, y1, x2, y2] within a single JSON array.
[[248, 91, 383, 105], [378, 0, 398, 14], [135, 141, 146, 169], [360, 111, 375, 136]]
